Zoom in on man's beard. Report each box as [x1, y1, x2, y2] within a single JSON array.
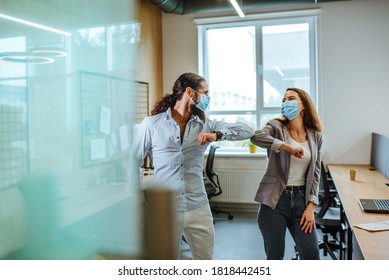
[[190, 104, 206, 123]]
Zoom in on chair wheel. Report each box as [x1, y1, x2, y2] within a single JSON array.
[[228, 214, 234, 220]]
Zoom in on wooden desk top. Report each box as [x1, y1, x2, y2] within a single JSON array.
[[328, 164, 389, 260]]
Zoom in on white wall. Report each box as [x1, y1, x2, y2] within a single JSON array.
[[318, 0, 389, 164], [162, 0, 389, 165]]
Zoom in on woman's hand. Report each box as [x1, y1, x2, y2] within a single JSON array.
[[198, 132, 217, 145], [281, 143, 304, 158], [300, 202, 316, 234]]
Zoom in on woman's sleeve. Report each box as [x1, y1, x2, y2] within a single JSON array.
[[250, 120, 285, 152], [308, 132, 323, 205]]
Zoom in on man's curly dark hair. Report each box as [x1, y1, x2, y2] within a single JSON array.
[[150, 72, 206, 121]]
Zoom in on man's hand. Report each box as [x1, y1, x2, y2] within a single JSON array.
[[198, 132, 217, 145]]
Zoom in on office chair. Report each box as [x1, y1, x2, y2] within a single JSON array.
[[318, 164, 337, 206], [314, 161, 346, 260], [204, 145, 233, 220]]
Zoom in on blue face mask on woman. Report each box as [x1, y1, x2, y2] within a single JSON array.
[[193, 89, 210, 111], [281, 100, 300, 120]]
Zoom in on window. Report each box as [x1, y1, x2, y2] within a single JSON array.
[[73, 22, 140, 72], [198, 14, 317, 151]]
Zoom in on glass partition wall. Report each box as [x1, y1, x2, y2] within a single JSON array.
[[0, 0, 141, 259]]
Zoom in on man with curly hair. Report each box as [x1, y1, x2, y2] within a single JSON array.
[[135, 72, 253, 259]]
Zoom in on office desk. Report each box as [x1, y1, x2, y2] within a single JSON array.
[[328, 164, 389, 260]]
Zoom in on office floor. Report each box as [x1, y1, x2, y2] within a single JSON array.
[[180, 210, 338, 260]]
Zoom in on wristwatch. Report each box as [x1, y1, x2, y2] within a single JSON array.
[[214, 131, 223, 141]]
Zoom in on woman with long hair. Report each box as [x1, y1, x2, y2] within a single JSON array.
[[251, 87, 323, 260]]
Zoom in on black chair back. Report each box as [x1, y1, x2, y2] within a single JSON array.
[[317, 161, 333, 217], [205, 145, 221, 197], [314, 161, 344, 259], [206, 145, 218, 176], [204, 144, 233, 220]]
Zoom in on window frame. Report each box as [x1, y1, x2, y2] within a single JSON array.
[[196, 11, 319, 153]]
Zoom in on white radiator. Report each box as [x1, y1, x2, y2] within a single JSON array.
[[209, 169, 264, 203]]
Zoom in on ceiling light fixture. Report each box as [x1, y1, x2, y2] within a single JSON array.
[[229, 0, 245, 18], [274, 65, 284, 77], [0, 47, 67, 64], [0, 52, 55, 64], [29, 47, 68, 58], [0, 12, 71, 37]]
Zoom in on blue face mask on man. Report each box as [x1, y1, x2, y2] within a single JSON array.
[[192, 89, 210, 111], [281, 100, 300, 120]]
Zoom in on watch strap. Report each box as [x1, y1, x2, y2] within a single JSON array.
[[214, 131, 222, 141]]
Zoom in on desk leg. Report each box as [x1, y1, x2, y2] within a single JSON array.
[[346, 226, 353, 260], [340, 204, 353, 260], [340, 223, 345, 260]]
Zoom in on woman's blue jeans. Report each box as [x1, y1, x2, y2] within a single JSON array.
[[257, 189, 320, 260]]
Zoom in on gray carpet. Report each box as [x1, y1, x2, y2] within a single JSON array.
[[180, 211, 336, 260]]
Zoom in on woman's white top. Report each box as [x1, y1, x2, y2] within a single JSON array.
[[286, 137, 311, 186]]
